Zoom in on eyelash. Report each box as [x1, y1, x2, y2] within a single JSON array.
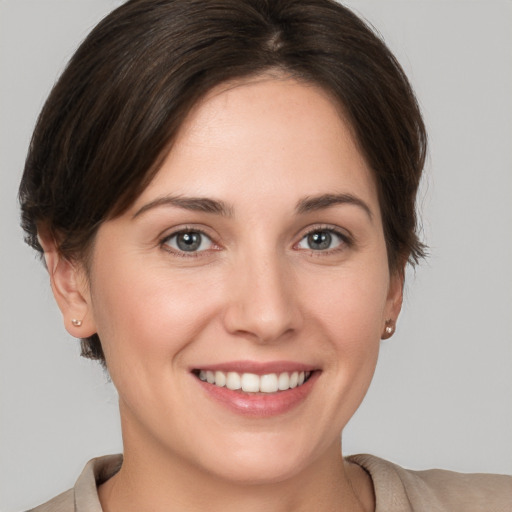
[[159, 225, 353, 258], [296, 225, 353, 255], [159, 227, 217, 258]]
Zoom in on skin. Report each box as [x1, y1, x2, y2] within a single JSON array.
[[42, 76, 403, 512]]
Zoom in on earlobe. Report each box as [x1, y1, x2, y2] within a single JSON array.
[[38, 231, 96, 338], [381, 268, 405, 340]]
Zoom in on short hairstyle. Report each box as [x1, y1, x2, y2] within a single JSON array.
[[19, 0, 427, 364]]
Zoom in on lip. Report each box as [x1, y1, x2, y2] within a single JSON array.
[[191, 361, 320, 417]]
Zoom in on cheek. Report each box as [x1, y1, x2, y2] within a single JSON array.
[[300, 262, 389, 399], [304, 262, 389, 343], [89, 256, 223, 368]]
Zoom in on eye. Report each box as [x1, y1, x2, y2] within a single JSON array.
[[163, 230, 214, 253], [297, 229, 346, 251]]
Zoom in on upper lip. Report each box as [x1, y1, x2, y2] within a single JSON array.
[[191, 360, 318, 375]]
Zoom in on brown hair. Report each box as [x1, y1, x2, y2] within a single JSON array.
[[19, 0, 427, 364]]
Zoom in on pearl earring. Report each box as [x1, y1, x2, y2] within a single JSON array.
[[71, 318, 82, 327], [382, 319, 394, 338]]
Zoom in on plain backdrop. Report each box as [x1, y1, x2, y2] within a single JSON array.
[[1, 1, 511, 510]]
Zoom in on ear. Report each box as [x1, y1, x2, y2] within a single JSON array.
[[38, 231, 96, 338], [381, 266, 405, 339]]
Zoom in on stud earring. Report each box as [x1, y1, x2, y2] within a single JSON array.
[[71, 318, 82, 327], [382, 319, 394, 338]]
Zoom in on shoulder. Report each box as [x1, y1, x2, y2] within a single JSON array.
[[25, 454, 123, 512], [26, 489, 74, 512], [347, 453, 512, 512]]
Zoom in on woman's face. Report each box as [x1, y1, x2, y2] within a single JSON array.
[[80, 77, 402, 483]]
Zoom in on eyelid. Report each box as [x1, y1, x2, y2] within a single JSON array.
[[157, 223, 352, 257], [294, 224, 353, 252], [159, 226, 221, 256]]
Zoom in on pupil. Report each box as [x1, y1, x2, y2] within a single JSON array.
[[308, 231, 331, 250], [177, 232, 201, 251]]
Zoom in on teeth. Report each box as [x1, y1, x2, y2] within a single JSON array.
[[241, 373, 259, 392], [226, 371, 241, 390], [215, 371, 226, 387], [260, 373, 278, 393], [278, 372, 290, 390], [289, 371, 299, 388], [198, 370, 310, 393]]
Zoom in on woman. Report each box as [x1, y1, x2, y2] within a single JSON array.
[[12, 0, 511, 510]]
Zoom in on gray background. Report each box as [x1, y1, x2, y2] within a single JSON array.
[[1, 1, 511, 510]]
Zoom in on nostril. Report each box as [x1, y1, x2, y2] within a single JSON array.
[[222, 305, 300, 344]]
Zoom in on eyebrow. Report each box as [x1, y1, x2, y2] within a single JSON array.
[[133, 192, 372, 220], [295, 193, 373, 220], [132, 195, 234, 218]]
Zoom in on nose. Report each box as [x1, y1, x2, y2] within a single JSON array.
[[222, 251, 302, 344]]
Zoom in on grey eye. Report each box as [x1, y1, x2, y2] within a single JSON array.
[[165, 231, 213, 252], [298, 230, 344, 251]]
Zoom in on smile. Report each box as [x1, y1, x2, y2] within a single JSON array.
[[196, 370, 312, 393], [192, 362, 320, 416]]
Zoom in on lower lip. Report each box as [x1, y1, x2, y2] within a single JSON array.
[[195, 372, 319, 417]]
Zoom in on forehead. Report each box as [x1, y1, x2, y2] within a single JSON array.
[[131, 76, 378, 216]]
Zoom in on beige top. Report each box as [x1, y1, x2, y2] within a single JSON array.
[[27, 453, 512, 512]]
